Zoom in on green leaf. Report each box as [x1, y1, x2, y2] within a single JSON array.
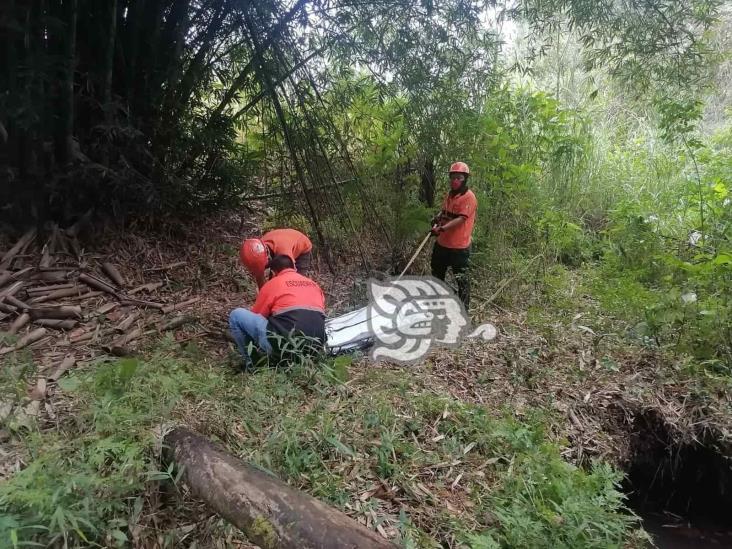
[[111, 529, 128, 544], [331, 355, 351, 382], [58, 376, 81, 392], [326, 436, 356, 458]]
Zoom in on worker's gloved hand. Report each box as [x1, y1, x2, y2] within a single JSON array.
[[431, 225, 442, 236]]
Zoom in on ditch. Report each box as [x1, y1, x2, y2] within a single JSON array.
[[621, 410, 732, 548]]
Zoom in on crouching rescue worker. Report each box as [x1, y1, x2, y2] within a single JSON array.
[[229, 254, 326, 368], [240, 228, 313, 288], [430, 161, 477, 308]]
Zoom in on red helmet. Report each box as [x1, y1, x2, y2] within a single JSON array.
[[449, 161, 470, 175], [239, 238, 269, 276]]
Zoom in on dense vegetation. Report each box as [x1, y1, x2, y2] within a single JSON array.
[[2, 0, 732, 547]]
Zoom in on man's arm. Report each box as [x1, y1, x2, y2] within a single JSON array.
[[251, 283, 274, 317]]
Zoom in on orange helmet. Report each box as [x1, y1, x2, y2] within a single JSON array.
[[449, 161, 470, 175], [239, 238, 269, 275]]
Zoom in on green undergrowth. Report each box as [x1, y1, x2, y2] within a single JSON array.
[[1, 337, 643, 548]]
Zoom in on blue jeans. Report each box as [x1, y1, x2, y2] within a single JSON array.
[[229, 308, 273, 366]]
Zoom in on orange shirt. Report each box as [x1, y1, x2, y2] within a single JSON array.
[[437, 189, 477, 249], [251, 268, 325, 318], [261, 229, 312, 263]]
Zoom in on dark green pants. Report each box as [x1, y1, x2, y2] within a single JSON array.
[[430, 242, 470, 308]]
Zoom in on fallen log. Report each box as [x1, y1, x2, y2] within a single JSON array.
[[29, 306, 82, 320], [162, 428, 394, 549], [101, 262, 125, 287]]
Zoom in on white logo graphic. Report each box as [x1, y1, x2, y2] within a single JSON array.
[[367, 276, 497, 363]]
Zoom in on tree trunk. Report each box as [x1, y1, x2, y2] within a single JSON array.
[[419, 157, 436, 207], [56, 0, 78, 165], [103, 0, 118, 126], [163, 428, 394, 549], [242, 9, 334, 274]]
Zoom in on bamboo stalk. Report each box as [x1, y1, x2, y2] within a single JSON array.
[[128, 281, 164, 294], [161, 297, 201, 314], [35, 319, 78, 330], [29, 306, 82, 320], [160, 315, 193, 331], [26, 283, 75, 295], [5, 295, 30, 310], [114, 312, 140, 333], [0, 228, 37, 269], [101, 262, 125, 287], [0, 328, 48, 354], [48, 355, 76, 381], [9, 313, 30, 334], [79, 273, 118, 296]]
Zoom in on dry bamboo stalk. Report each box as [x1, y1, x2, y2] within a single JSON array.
[[1, 328, 48, 354], [128, 281, 164, 294], [9, 313, 30, 335], [161, 297, 201, 314], [35, 319, 78, 330], [0, 280, 25, 299], [114, 312, 140, 333], [29, 306, 82, 320], [31, 270, 69, 282], [69, 290, 104, 302], [31, 286, 83, 303], [5, 295, 30, 310], [27, 283, 75, 295], [0, 301, 16, 314], [0, 228, 37, 269], [10, 266, 34, 280], [95, 302, 119, 315], [160, 315, 193, 331], [101, 262, 125, 287], [79, 273, 118, 295], [120, 298, 164, 310], [146, 261, 186, 272], [0, 271, 11, 288], [48, 355, 76, 381], [110, 327, 142, 349], [30, 378, 48, 401]]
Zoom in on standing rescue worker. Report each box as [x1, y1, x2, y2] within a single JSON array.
[[430, 161, 477, 308], [240, 228, 312, 288], [229, 254, 326, 368]]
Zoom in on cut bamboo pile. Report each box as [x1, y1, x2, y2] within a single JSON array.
[[0, 225, 200, 381]]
